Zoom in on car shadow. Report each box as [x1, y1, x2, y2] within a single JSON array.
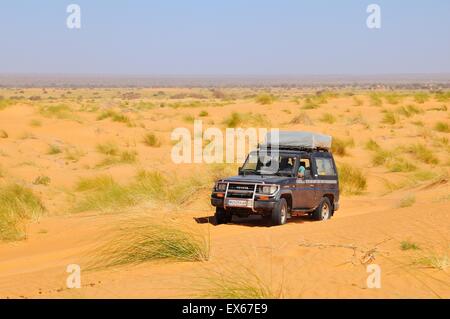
[[194, 214, 315, 227]]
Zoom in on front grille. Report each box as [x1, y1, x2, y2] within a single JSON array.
[[226, 183, 255, 199], [228, 183, 254, 191]]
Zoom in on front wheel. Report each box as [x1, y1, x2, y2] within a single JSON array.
[[312, 197, 333, 221], [215, 207, 232, 224], [271, 198, 288, 226]]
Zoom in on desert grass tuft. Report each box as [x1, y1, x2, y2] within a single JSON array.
[[434, 122, 449, 133], [89, 219, 209, 269], [400, 240, 420, 251], [398, 194, 416, 208], [405, 144, 439, 165], [143, 133, 161, 147], [255, 93, 275, 105], [319, 113, 336, 124], [0, 184, 45, 241], [47, 144, 62, 155], [331, 137, 354, 156], [338, 163, 367, 195]]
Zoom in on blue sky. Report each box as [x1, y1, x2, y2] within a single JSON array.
[[0, 0, 449, 75]]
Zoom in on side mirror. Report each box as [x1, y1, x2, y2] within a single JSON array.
[[238, 167, 243, 175]]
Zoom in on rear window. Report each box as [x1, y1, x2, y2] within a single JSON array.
[[314, 157, 336, 176]]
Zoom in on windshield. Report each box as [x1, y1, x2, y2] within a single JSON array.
[[241, 152, 297, 176]]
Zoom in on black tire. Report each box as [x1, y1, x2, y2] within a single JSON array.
[[312, 197, 333, 221], [271, 198, 288, 226], [215, 207, 232, 224]]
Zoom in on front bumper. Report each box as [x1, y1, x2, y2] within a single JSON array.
[[211, 196, 276, 213]]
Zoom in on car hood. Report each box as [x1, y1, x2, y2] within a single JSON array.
[[220, 175, 290, 184]]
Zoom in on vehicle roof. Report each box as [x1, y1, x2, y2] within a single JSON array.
[[250, 149, 332, 156]]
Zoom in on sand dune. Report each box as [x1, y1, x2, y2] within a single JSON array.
[[0, 88, 449, 298]]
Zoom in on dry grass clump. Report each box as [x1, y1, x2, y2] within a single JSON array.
[[396, 104, 423, 117], [96, 141, 119, 156], [301, 98, 319, 110], [319, 113, 336, 124], [289, 112, 314, 125], [39, 104, 75, 120], [338, 163, 367, 195], [382, 111, 399, 125], [95, 142, 137, 166], [200, 267, 278, 299], [369, 145, 416, 172], [414, 254, 449, 270], [384, 93, 403, 105], [434, 122, 449, 133], [0, 184, 45, 241], [47, 144, 62, 155], [97, 110, 133, 126], [255, 93, 275, 105], [398, 194, 416, 208], [33, 175, 51, 186], [0, 99, 15, 110], [88, 218, 209, 269], [64, 147, 86, 162], [405, 144, 439, 165], [331, 137, 354, 156], [73, 169, 209, 213], [400, 240, 420, 251], [223, 112, 269, 128], [143, 132, 162, 147], [369, 93, 383, 107], [0, 129, 8, 138], [413, 92, 429, 104]]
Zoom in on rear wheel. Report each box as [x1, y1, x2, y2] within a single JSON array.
[[312, 197, 333, 221], [215, 207, 232, 224], [271, 198, 288, 226]]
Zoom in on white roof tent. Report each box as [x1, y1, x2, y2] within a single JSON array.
[[260, 131, 332, 151]]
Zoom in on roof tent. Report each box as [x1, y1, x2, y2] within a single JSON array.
[[261, 131, 332, 151]]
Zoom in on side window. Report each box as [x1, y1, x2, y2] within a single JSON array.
[[314, 157, 336, 176]]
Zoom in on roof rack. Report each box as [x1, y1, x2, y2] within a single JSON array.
[[261, 131, 332, 151]]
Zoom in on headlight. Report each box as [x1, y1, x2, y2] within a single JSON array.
[[257, 185, 278, 194], [215, 182, 227, 191]]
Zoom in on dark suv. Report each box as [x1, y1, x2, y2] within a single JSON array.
[[210, 133, 339, 225]]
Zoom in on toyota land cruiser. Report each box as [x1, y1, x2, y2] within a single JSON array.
[[210, 131, 339, 225]]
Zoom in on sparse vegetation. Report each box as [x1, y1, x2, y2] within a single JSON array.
[[223, 112, 269, 128], [382, 111, 399, 125], [33, 175, 51, 186], [398, 194, 416, 208], [434, 122, 449, 133], [97, 110, 133, 126], [413, 92, 429, 104], [406, 144, 439, 165], [301, 98, 319, 110], [39, 104, 75, 120], [143, 133, 161, 147], [255, 93, 275, 105], [96, 142, 119, 156], [338, 163, 367, 195], [400, 240, 420, 251], [0, 184, 45, 241], [47, 144, 62, 155], [0, 129, 8, 138], [331, 137, 354, 156], [89, 219, 209, 269], [319, 113, 336, 124]]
